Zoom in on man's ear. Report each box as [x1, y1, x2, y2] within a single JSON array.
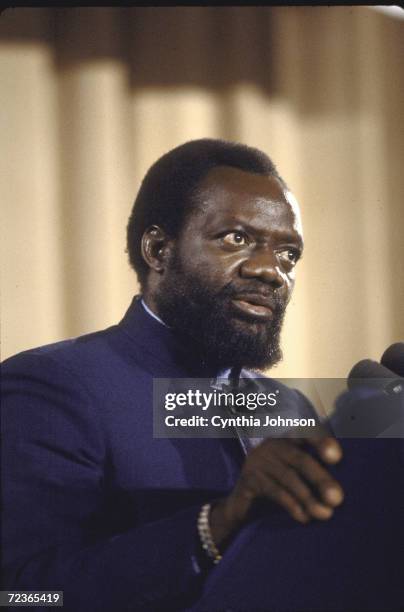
[[141, 225, 173, 274]]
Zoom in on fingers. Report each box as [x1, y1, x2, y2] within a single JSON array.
[[231, 438, 345, 526], [258, 479, 310, 524], [305, 436, 343, 464], [271, 441, 344, 510], [258, 453, 334, 521], [231, 469, 310, 524], [292, 428, 343, 465]]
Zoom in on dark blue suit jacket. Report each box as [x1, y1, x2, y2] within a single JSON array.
[[2, 297, 404, 611], [2, 297, 247, 610]]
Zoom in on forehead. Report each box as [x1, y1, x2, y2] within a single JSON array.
[[189, 166, 303, 240]]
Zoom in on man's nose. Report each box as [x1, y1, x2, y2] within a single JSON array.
[[240, 249, 285, 288]]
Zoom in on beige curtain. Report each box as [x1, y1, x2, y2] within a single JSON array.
[[1, 7, 403, 377]]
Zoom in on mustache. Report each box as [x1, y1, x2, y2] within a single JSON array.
[[217, 282, 287, 312]]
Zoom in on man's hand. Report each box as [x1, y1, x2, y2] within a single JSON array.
[[210, 437, 344, 548]]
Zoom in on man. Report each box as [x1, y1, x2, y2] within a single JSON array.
[[2, 139, 344, 611]]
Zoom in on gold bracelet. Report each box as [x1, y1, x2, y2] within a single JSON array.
[[197, 503, 222, 564]]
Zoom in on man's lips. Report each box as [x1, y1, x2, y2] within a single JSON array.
[[231, 294, 275, 319]]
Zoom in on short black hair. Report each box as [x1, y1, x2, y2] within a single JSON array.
[[126, 138, 285, 287]]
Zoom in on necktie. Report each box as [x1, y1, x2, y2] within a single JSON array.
[[211, 367, 262, 455]]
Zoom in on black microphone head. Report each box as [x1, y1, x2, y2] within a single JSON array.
[[381, 342, 404, 377], [348, 359, 398, 391]]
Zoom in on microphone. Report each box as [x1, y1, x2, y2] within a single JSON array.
[[348, 358, 403, 396], [381, 342, 404, 377], [330, 359, 403, 437]]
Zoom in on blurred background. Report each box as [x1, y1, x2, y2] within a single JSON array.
[[1, 6, 403, 377]]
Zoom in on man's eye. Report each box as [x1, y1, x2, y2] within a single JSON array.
[[222, 232, 248, 246], [279, 249, 300, 266]]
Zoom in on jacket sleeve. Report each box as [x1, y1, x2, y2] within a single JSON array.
[[1, 352, 210, 612]]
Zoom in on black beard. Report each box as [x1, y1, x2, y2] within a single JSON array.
[[154, 254, 288, 371]]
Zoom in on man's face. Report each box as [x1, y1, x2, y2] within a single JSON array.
[[155, 166, 304, 370]]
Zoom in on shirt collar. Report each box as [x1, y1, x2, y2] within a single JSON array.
[[140, 298, 168, 327]]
